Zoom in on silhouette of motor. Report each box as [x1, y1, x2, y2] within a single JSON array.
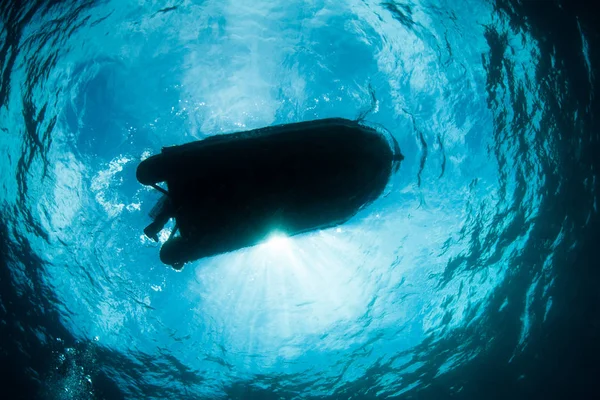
[[137, 118, 404, 269]]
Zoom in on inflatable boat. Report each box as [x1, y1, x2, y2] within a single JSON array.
[[137, 118, 403, 269]]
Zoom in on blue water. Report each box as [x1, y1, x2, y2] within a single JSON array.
[[1, 1, 598, 399]]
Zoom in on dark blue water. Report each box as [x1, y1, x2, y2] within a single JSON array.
[[1, 1, 598, 399]]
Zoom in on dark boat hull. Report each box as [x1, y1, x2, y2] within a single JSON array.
[[137, 118, 403, 267]]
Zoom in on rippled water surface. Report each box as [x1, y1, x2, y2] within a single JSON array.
[[1, 0, 598, 399]]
